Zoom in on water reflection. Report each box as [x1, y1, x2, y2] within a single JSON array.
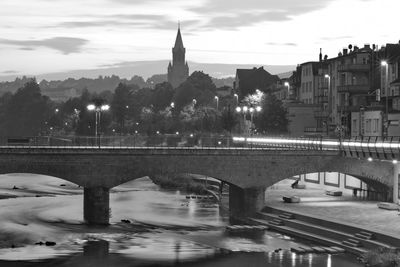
[[0, 176, 363, 267]]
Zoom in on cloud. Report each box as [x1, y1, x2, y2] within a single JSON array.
[[1, 70, 18, 74], [56, 14, 200, 31], [189, 0, 336, 29], [266, 42, 297, 46], [320, 35, 353, 41], [0, 37, 88, 54]]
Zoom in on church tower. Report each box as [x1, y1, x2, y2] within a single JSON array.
[[168, 25, 189, 88]]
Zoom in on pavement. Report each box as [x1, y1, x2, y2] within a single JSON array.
[[265, 179, 400, 238]]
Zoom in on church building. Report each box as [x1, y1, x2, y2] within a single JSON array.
[[167, 25, 189, 88]]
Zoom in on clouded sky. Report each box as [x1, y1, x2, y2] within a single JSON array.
[[0, 0, 399, 78]]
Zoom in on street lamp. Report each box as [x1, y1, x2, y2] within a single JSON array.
[[87, 103, 110, 147], [324, 74, 331, 135], [284, 82, 290, 99], [236, 105, 261, 135], [381, 60, 389, 138], [214, 96, 219, 110], [233, 94, 238, 106], [170, 102, 175, 108], [192, 99, 197, 106]]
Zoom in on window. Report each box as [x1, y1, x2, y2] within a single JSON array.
[[365, 119, 371, 133], [372, 119, 379, 133], [352, 119, 358, 134]]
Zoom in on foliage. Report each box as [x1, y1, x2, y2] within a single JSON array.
[[242, 89, 264, 107], [149, 82, 174, 112], [3, 79, 51, 136], [363, 248, 400, 267], [173, 71, 216, 110], [220, 107, 238, 133], [111, 83, 132, 132], [254, 93, 288, 134]]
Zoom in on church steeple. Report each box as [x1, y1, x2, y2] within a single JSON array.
[[173, 23, 184, 51], [168, 24, 189, 88]]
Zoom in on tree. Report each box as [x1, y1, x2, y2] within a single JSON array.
[[3, 79, 52, 136], [221, 106, 238, 133], [150, 82, 174, 112], [173, 71, 216, 110], [254, 93, 288, 134], [111, 83, 132, 133]]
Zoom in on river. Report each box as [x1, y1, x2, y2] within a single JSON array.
[[0, 174, 362, 266]]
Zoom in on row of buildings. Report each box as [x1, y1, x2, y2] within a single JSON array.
[[234, 42, 400, 138]]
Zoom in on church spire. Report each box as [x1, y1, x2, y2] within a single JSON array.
[[173, 23, 184, 50], [168, 24, 189, 88]]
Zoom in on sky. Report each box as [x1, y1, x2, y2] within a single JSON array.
[[0, 0, 400, 80]]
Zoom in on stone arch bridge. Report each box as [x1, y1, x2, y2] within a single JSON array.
[[0, 147, 397, 224]]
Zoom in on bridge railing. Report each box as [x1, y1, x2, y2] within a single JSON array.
[[341, 136, 400, 160], [2, 135, 400, 159], [0, 134, 332, 151]]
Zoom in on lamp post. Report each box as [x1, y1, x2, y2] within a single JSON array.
[[87, 103, 110, 147], [381, 61, 389, 138], [284, 82, 290, 99], [233, 94, 238, 106], [324, 74, 331, 135], [236, 105, 261, 135], [192, 99, 197, 106], [214, 96, 219, 110]]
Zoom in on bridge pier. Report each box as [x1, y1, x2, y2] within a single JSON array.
[[229, 185, 265, 218], [84, 187, 110, 225]]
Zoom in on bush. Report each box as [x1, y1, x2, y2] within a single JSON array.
[[363, 248, 399, 267]]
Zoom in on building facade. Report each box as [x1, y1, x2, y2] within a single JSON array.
[[167, 26, 189, 88]]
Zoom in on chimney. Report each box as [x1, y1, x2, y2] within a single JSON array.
[[319, 48, 322, 62], [364, 44, 370, 49], [343, 48, 348, 55]]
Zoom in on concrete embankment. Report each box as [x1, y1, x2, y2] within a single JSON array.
[[248, 206, 400, 256]]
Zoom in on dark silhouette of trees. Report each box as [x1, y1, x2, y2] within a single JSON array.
[[221, 106, 238, 133], [254, 93, 288, 134], [149, 82, 174, 112], [111, 83, 132, 133], [3, 79, 51, 136], [173, 71, 216, 110]]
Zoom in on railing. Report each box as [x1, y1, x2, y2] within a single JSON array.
[[337, 84, 369, 94], [337, 64, 370, 72], [2, 135, 400, 160]]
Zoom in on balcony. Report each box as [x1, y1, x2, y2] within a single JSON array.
[[317, 95, 328, 103], [304, 127, 324, 133], [337, 84, 369, 94], [337, 64, 370, 72], [336, 105, 358, 113], [314, 110, 329, 118]]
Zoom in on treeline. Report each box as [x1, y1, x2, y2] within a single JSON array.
[[0, 74, 235, 102], [0, 71, 237, 137], [0, 71, 287, 137]]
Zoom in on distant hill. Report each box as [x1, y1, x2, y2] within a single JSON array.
[[0, 61, 295, 101], [0, 60, 295, 82]]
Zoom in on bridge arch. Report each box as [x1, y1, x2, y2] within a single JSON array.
[[0, 148, 396, 224]]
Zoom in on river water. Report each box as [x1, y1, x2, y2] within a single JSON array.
[[0, 174, 362, 266]]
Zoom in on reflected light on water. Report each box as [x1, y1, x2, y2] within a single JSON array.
[[291, 252, 296, 267], [309, 253, 313, 267], [327, 254, 332, 267]]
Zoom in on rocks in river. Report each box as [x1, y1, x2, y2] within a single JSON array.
[[35, 241, 44, 245], [121, 219, 131, 224], [60, 184, 66, 187], [274, 248, 282, 253], [12, 185, 19, 190]]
